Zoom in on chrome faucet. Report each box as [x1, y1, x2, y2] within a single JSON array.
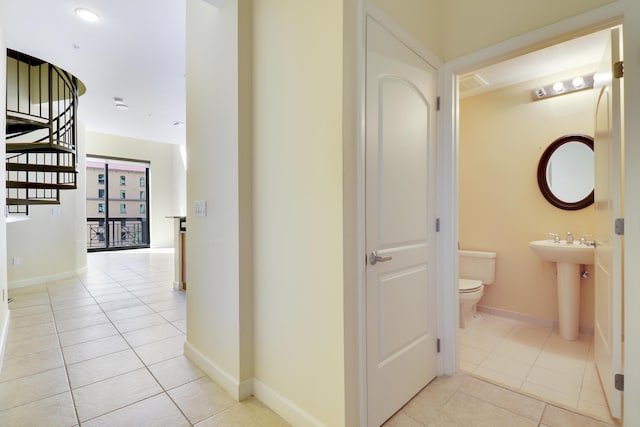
[[580, 233, 594, 245], [548, 232, 560, 243], [566, 231, 574, 244]]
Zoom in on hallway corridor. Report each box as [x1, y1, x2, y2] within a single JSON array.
[[0, 249, 288, 426], [0, 249, 620, 426]]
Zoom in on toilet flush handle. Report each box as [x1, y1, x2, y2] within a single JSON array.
[[369, 251, 393, 266]]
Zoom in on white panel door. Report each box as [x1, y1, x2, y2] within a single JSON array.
[[594, 27, 623, 420], [365, 17, 438, 426]]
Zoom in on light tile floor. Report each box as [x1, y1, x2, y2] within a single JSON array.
[[0, 249, 622, 427], [459, 313, 621, 425], [0, 249, 289, 427], [383, 373, 618, 427]]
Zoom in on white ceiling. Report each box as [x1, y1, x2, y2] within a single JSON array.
[[2, 0, 186, 145], [460, 29, 612, 98], [1, 2, 612, 144]]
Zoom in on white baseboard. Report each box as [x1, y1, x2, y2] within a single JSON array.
[[477, 305, 595, 335], [8, 266, 88, 290], [0, 310, 10, 376], [183, 340, 323, 425], [252, 378, 325, 427], [184, 340, 251, 401]]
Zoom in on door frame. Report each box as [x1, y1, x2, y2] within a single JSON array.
[[440, 2, 640, 425], [352, 2, 640, 426]]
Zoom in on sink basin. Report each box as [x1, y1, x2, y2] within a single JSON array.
[[528, 240, 594, 265], [529, 239, 595, 341]]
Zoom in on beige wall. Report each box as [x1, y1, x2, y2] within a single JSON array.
[[369, 0, 615, 62], [252, 1, 345, 425], [370, 0, 443, 59], [85, 132, 180, 247], [185, 0, 249, 396], [460, 67, 597, 329], [441, 0, 616, 61], [172, 145, 187, 217], [186, 1, 348, 424], [7, 125, 87, 286]]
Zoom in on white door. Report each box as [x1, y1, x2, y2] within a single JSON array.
[[593, 27, 623, 419], [365, 17, 438, 426]]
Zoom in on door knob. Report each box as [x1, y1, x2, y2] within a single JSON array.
[[369, 251, 392, 266]]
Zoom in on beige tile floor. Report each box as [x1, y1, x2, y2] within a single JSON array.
[[0, 249, 622, 426], [0, 249, 289, 426], [459, 313, 621, 425], [383, 373, 618, 427]]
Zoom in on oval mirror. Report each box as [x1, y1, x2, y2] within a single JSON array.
[[537, 134, 594, 210]]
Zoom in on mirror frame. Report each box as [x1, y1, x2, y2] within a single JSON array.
[[537, 134, 594, 211]]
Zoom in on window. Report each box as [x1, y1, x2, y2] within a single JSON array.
[[86, 157, 150, 251]]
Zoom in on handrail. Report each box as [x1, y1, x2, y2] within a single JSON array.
[[6, 49, 79, 149], [5, 48, 83, 213]]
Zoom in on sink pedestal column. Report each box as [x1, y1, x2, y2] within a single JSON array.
[[556, 262, 580, 340]]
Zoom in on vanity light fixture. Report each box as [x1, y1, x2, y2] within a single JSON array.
[[552, 82, 565, 94], [75, 8, 100, 22], [572, 76, 585, 89], [532, 73, 595, 101]]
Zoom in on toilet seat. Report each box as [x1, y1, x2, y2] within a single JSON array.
[[459, 278, 483, 293]]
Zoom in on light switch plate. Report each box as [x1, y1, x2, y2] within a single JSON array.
[[194, 200, 207, 217]]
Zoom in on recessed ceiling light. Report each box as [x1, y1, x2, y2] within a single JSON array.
[[113, 97, 129, 110], [75, 8, 100, 22]]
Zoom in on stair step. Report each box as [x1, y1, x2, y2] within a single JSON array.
[[6, 143, 74, 154], [6, 163, 77, 173], [6, 117, 50, 135], [6, 181, 76, 190], [6, 198, 60, 206]]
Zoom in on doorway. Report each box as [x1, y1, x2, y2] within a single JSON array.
[[455, 27, 620, 423]]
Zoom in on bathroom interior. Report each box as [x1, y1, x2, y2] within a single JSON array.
[[457, 26, 621, 424]]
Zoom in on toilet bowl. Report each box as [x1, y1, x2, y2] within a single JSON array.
[[459, 250, 496, 329], [459, 278, 484, 328]]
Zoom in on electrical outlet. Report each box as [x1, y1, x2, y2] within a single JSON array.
[[12, 257, 20, 266]]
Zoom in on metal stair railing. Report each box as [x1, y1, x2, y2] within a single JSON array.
[[5, 49, 83, 215]]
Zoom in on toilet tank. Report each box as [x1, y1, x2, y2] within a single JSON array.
[[459, 250, 496, 285]]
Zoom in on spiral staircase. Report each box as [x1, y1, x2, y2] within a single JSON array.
[[5, 49, 83, 216]]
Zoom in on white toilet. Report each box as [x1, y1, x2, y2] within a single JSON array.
[[459, 250, 496, 329]]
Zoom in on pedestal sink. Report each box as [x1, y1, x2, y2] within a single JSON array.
[[529, 240, 594, 341]]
